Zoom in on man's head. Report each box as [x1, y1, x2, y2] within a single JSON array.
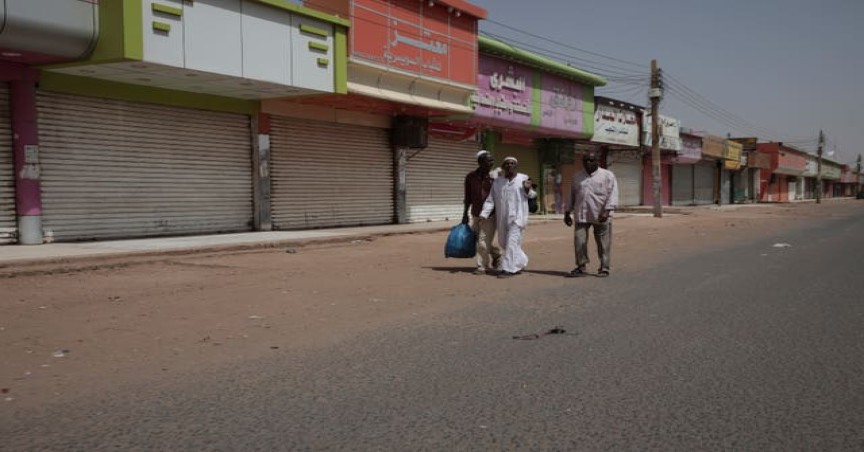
[[477, 150, 494, 172], [583, 151, 600, 174], [502, 156, 518, 176]]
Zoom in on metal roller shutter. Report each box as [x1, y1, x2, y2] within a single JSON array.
[[672, 164, 694, 206], [270, 117, 392, 229], [693, 162, 715, 205], [720, 169, 731, 204], [0, 85, 14, 244], [405, 137, 477, 223], [608, 152, 642, 206], [38, 92, 253, 242]]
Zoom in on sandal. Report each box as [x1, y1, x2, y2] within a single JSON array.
[[597, 269, 610, 277], [566, 267, 586, 278]]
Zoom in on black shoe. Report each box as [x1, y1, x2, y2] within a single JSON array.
[[566, 267, 586, 278]]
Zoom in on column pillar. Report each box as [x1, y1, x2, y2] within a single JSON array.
[[10, 71, 42, 244]]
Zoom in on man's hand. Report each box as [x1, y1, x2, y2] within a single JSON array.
[[564, 213, 573, 227], [461, 213, 470, 225], [598, 211, 610, 223]]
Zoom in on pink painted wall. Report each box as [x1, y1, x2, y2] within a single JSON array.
[[642, 155, 671, 206]]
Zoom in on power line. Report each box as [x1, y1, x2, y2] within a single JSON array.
[[480, 18, 647, 70]]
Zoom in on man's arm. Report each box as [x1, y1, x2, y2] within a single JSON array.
[[479, 186, 495, 219], [462, 174, 471, 224], [564, 177, 575, 227], [598, 173, 619, 222]]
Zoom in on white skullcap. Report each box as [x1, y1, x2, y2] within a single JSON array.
[[503, 156, 518, 164], [476, 150, 490, 158]]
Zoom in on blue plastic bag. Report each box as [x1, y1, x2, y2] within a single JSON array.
[[445, 223, 477, 258]]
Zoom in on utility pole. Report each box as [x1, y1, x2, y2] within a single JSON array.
[[857, 154, 862, 197], [650, 59, 662, 218], [816, 130, 824, 204]]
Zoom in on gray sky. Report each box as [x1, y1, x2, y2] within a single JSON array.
[[468, 0, 863, 165]]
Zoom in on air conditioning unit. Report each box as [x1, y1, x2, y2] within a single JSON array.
[[391, 116, 428, 149]]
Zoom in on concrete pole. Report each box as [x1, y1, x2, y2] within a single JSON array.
[[649, 59, 662, 218], [816, 130, 823, 204]]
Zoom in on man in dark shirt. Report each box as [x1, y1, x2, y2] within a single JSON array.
[[462, 150, 502, 275]]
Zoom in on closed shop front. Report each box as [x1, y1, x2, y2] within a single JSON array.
[[672, 165, 694, 206], [0, 85, 14, 243], [720, 169, 731, 204], [270, 116, 392, 229], [406, 137, 477, 223], [608, 150, 642, 206], [38, 92, 253, 242], [693, 161, 716, 204], [497, 143, 540, 184]]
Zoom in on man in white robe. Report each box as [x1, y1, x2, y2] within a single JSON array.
[[480, 156, 537, 278]]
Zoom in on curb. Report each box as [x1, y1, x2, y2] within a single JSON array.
[[0, 218, 571, 277]]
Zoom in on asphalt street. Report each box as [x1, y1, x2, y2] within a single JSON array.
[[5, 210, 864, 451]]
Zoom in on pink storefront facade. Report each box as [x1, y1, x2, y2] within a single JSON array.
[[757, 143, 807, 202]]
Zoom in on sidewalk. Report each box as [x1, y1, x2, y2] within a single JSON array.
[[0, 216, 561, 268], [3, 198, 852, 268]]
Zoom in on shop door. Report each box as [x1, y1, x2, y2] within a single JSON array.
[[38, 91, 253, 242], [672, 164, 694, 206], [788, 179, 797, 201], [608, 151, 642, 206], [405, 137, 477, 223], [0, 85, 14, 243], [693, 162, 715, 205], [496, 143, 540, 183], [270, 117, 392, 229]]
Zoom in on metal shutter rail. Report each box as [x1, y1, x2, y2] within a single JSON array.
[[38, 92, 253, 242], [0, 85, 14, 243], [672, 164, 694, 206], [405, 138, 477, 223], [608, 154, 642, 206], [270, 117, 393, 229]]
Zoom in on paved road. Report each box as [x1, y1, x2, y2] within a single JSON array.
[[5, 210, 864, 451]]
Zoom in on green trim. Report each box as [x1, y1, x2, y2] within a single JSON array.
[[152, 21, 171, 32], [482, 130, 500, 154], [308, 41, 329, 52], [300, 23, 329, 38], [123, 0, 144, 60], [582, 85, 594, 138], [152, 3, 183, 16], [316, 58, 330, 66], [253, 0, 350, 27], [40, 73, 259, 115], [333, 27, 348, 94], [531, 70, 542, 129], [84, 0, 143, 63], [479, 36, 607, 87]]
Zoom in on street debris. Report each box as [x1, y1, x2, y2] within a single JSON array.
[[52, 349, 70, 358], [248, 315, 264, 320], [108, 295, 122, 302], [772, 243, 792, 248], [285, 249, 297, 254], [512, 326, 573, 340]]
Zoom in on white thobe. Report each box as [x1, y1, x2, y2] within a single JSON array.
[[566, 167, 619, 223], [480, 173, 537, 273]]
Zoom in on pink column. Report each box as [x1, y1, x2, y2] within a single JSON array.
[[10, 69, 42, 244]]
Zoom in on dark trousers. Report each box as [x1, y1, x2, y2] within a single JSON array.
[[574, 221, 612, 271]]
